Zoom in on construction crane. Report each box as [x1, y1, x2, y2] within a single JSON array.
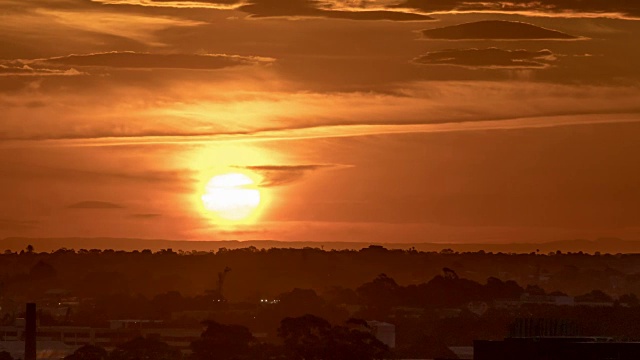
[[216, 266, 232, 300]]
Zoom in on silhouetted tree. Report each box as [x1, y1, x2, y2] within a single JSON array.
[[548, 291, 568, 296], [77, 272, 129, 297], [417, 275, 484, 307], [64, 345, 107, 360], [277, 288, 325, 316], [323, 287, 359, 306], [278, 314, 388, 360], [394, 334, 457, 360], [190, 320, 256, 360], [357, 274, 400, 309], [279, 314, 332, 360], [109, 337, 180, 360], [525, 284, 546, 296], [576, 290, 613, 303], [619, 293, 640, 307], [324, 325, 389, 360], [29, 261, 57, 280], [150, 291, 184, 318], [485, 277, 523, 300]]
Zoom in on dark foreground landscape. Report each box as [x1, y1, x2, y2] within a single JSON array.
[[3, 243, 640, 359]]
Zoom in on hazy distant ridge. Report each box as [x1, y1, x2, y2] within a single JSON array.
[[1, 237, 638, 254]]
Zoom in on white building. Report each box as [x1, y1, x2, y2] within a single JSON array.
[[367, 321, 395, 348]]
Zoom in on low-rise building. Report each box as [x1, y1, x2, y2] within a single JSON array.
[[474, 337, 640, 360]]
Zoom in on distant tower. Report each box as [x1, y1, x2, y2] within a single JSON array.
[[25, 303, 37, 360]]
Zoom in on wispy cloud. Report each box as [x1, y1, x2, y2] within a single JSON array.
[[91, 0, 243, 9], [0, 219, 39, 231], [34, 8, 205, 47], [0, 64, 85, 77], [43, 51, 274, 69], [238, 0, 433, 21], [67, 201, 125, 209], [413, 48, 556, 69], [236, 164, 351, 187], [91, 0, 640, 19], [1, 81, 640, 146], [393, 0, 640, 19], [0, 164, 195, 191], [93, 0, 433, 20], [9, 113, 639, 149], [129, 213, 162, 218], [0, 52, 274, 76]]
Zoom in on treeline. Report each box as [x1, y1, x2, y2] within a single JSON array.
[[354, 273, 640, 310], [3, 245, 640, 302]]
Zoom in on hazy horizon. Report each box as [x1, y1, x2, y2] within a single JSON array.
[[3, 236, 640, 254]]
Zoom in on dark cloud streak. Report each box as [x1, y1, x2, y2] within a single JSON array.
[[237, 164, 350, 187], [413, 48, 556, 69], [421, 20, 578, 40], [41, 51, 274, 70], [67, 201, 125, 209], [0, 219, 39, 231], [0, 52, 273, 77], [129, 213, 162, 219]]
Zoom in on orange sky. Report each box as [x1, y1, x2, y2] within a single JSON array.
[[2, 0, 640, 243]]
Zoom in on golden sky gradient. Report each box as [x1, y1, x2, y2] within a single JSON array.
[[2, 0, 640, 243]]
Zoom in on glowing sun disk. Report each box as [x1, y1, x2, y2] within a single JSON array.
[[201, 173, 261, 221]]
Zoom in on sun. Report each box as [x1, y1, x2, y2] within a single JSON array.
[[201, 173, 261, 222]]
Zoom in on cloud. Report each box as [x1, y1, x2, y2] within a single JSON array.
[[413, 48, 556, 69], [421, 20, 579, 40], [2, 80, 640, 145], [94, 0, 433, 20], [236, 164, 350, 187], [68, 201, 125, 209], [0, 219, 39, 231], [30, 51, 273, 70], [0, 52, 273, 77], [238, 0, 433, 20], [129, 213, 162, 218], [0, 64, 85, 77], [91, 0, 242, 9], [394, 0, 640, 18], [81, 113, 640, 146], [32, 8, 205, 47], [0, 161, 194, 189]]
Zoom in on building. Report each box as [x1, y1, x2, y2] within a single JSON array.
[[474, 337, 640, 360], [0, 322, 202, 359], [495, 294, 575, 308], [367, 321, 395, 348]]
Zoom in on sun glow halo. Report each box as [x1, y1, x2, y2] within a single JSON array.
[[201, 173, 261, 222]]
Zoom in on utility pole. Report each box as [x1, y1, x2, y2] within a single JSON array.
[[25, 303, 36, 360]]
